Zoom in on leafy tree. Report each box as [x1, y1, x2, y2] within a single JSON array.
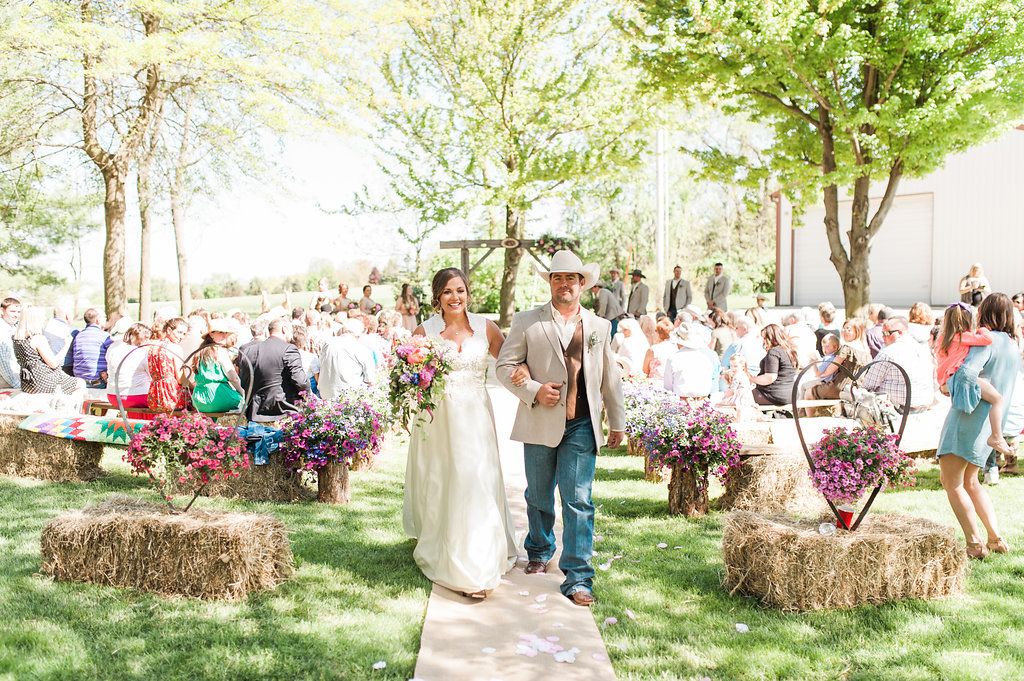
[[633, 0, 1024, 315], [370, 0, 655, 325]]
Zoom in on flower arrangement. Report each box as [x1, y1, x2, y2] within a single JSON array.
[[389, 335, 454, 431], [124, 412, 249, 512], [372, 303, 383, 314], [348, 301, 358, 310], [279, 394, 387, 473], [807, 425, 917, 505], [534, 233, 581, 255]]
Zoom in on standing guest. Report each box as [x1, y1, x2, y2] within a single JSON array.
[[663, 323, 719, 399], [105, 323, 153, 411], [358, 285, 376, 315], [0, 297, 22, 389], [936, 293, 1018, 559], [332, 282, 352, 311], [148, 318, 189, 412], [590, 283, 624, 337], [608, 267, 627, 312], [662, 265, 693, 320], [813, 301, 841, 356], [395, 283, 420, 333], [68, 308, 113, 389], [237, 318, 308, 423], [642, 319, 677, 381], [703, 262, 731, 311], [317, 318, 376, 398], [806, 318, 871, 401], [907, 302, 934, 347], [13, 306, 84, 395], [959, 263, 989, 306], [753, 292, 776, 324], [188, 319, 244, 413], [309, 278, 333, 311], [257, 289, 291, 322], [749, 323, 798, 407], [861, 316, 935, 413], [626, 269, 649, 317]]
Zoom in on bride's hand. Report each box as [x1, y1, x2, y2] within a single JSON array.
[[511, 363, 531, 387]]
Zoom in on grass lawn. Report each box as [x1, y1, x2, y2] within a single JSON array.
[[0, 438, 429, 681], [590, 448, 1024, 681], [3, 437, 1023, 680]]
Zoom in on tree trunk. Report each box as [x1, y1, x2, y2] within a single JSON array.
[[170, 182, 192, 316], [644, 457, 669, 484], [137, 150, 155, 324], [843, 174, 872, 319], [667, 462, 709, 516], [498, 203, 523, 328], [102, 169, 130, 320], [317, 459, 350, 504]]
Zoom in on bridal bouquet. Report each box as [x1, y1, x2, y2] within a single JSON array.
[[389, 335, 455, 431]]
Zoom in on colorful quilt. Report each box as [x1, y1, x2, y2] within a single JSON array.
[[18, 414, 146, 445]]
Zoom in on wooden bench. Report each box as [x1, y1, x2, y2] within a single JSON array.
[[756, 399, 842, 415], [86, 401, 238, 422]]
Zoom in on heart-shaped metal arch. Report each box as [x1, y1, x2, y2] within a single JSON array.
[[790, 358, 912, 531]]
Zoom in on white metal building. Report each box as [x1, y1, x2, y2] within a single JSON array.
[[775, 126, 1024, 307]]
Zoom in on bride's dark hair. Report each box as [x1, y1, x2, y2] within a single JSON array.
[[431, 268, 471, 313]]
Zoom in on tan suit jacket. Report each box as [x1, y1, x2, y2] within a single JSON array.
[[496, 303, 626, 448]]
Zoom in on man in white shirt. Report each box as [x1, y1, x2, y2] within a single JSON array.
[[783, 312, 818, 368], [0, 297, 22, 389], [861, 317, 934, 412], [663, 323, 718, 398], [727, 317, 767, 371], [662, 266, 693, 321], [316, 318, 375, 399]]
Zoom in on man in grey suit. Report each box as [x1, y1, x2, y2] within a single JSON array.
[[703, 262, 731, 311], [590, 282, 624, 336], [608, 267, 626, 311], [626, 269, 649, 317], [662, 265, 693, 320]]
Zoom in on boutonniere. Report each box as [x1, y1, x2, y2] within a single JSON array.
[[588, 332, 599, 349]]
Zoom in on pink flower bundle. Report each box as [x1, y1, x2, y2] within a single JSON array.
[[807, 425, 917, 505], [389, 335, 454, 431]]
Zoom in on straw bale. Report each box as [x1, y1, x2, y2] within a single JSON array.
[[732, 422, 772, 446], [40, 496, 292, 600], [722, 511, 966, 611], [0, 415, 104, 482], [169, 454, 313, 502], [715, 452, 825, 515]]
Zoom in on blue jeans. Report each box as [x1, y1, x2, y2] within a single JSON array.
[[523, 416, 597, 596]]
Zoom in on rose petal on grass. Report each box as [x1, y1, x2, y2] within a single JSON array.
[[735, 623, 750, 633], [598, 562, 612, 571], [625, 608, 636, 620], [371, 661, 386, 670], [657, 542, 668, 548], [604, 617, 618, 626]]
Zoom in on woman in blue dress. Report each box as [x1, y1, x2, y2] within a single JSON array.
[[937, 293, 1019, 559]]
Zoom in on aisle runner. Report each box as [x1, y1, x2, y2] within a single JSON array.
[[413, 383, 616, 681]]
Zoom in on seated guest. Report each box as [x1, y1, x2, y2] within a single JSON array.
[[907, 302, 934, 347], [749, 323, 798, 407], [317, 318, 376, 398], [13, 306, 84, 395], [612, 318, 650, 376], [290, 325, 319, 396], [179, 314, 208, 361], [724, 316, 767, 372], [358, 285, 377, 315], [105, 323, 153, 410], [782, 312, 818, 368], [0, 297, 22, 389], [237, 318, 308, 422], [148, 318, 189, 412], [745, 306, 767, 330], [642, 318, 677, 381], [805, 317, 871, 401], [708, 308, 735, 359], [43, 305, 73, 357], [813, 301, 840, 356], [377, 309, 407, 343], [865, 304, 890, 358], [189, 319, 244, 413], [861, 316, 934, 413], [68, 308, 113, 389], [638, 314, 658, 346], [663, 323, 718, 399]]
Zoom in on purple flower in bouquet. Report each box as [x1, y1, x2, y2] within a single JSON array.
[[807, 425, 917, 504]]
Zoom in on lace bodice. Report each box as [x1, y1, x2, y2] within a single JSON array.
[[422, 312, 490, 395]]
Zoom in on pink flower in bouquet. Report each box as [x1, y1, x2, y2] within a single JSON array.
[[407, 347, 428, 364]]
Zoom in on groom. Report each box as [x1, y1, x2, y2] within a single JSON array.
[[497, 250, 625, 606]]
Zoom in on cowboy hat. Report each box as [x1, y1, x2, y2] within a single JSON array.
[[628, 269, 645, 278], [672, 322, 706, 349], [208, 318, 240, 334], [536, 250, 598, 289]]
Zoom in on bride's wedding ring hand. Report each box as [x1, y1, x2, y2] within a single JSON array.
[[536, 382, 562, 407], [510, 363, 532, 387]]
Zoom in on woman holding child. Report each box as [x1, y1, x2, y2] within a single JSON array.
[[805, 318, 871, 401]]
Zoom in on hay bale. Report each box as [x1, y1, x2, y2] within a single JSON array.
[[172, 455, 314, 502], [0, 415, 104, 482], [715, 452, 825, 515], [40, 496, 293, 600], [722, 511, 966, 611], [732, 422, 772, 446]]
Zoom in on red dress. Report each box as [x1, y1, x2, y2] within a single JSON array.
[[147, 341, 188, 411]]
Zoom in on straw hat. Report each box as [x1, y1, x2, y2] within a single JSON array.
[[208, 318, 240, 334], [536, 250, 599, 289], [672, 322, 706, 349]]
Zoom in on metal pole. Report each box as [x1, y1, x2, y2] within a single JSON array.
[[655, 129, 667, 282]]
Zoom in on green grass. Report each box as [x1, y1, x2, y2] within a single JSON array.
[[589, 448, 1024, 681], [4, 439, 1024, 680], [0, 440, 429, 681]]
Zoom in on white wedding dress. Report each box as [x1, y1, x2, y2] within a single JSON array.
[[402, 312, 517, 593]]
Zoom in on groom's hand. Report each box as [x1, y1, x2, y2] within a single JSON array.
[[606, 430, 625, 449], [536, 382, 562, 407]]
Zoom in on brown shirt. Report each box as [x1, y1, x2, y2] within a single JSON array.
[[562, 322, 590, 421]]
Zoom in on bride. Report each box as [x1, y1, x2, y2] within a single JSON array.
[[402, 267, 520, 598]]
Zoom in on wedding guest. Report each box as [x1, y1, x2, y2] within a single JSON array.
[[745, 306, 767, 331], [105, 323, 153, 411], [13, 306, 84, 395], [907, 302, 934, 347], [189, 319, 244, 413], [806, 317, 871, 401], [813, 301, 840, 356], [608, 267, 627, 311], [642, 319, 677, 381], [332, 282, 352, 311], [613, 318, 650, 376], [359, 285, 377, 315], [625, 270, 649, 317], [68, 308, 113, 389], [724, 316, 766, 371], [395, 283, 419, 333], [377, 309, 407, 343], [257, 289, 291, 322], [638, 314, 658, 347], [43, 304, 73, 357], [179, 314, 208, 362], [783, 312, 818, 368], [290, 325, 319, 396], [662, 265, 692, 320], [317, 318, 376, 398], [708, 309, 736, 359], [749, 323, 798, 407], [703, 262, 731, 311], [0, 297, 22, 389], [959, 263, 989, 306], [147, 318, 189, 412], [861, 316, 935, 413], [237, 318, 307, 423], [309, 277, 333, 311], [663, 323, 718, 399], [937, 293, 1017, 558], [865, 304, 891, 358], [590, 282, 624, 337], [232, 311, 254, 345]]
